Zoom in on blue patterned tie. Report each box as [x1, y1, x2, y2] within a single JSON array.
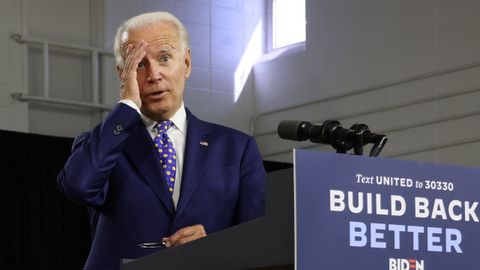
[[153, 121, 177, 193]]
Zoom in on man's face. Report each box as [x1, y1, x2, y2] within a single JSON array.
[[121, 21, 191, 120]]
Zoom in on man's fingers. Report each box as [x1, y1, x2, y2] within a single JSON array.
[[123, 42, 146, 76], [164, 224, 207, 248], [119, 41, 146, 107], [173, 233, 205, 247]]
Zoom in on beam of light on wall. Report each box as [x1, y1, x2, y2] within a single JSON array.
[[234, 21, 263, 103]]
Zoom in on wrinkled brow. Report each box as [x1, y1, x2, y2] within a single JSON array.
[[120, 40, 177, 59]]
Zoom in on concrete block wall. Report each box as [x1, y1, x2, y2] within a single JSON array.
[[252, 0, 480, 167], [0, 0, 105, 137], [4, 0, 478, 168], [0, 0, 265, 138], [0, 0, 28, 133]]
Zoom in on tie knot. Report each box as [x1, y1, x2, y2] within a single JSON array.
[[156, 120, 173, 134]]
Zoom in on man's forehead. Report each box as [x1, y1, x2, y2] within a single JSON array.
[[123, 38, 177, 50], [120, 22, 180, 57], [125, 21, 179, 43]]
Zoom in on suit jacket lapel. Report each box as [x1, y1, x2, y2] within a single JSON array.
[[176, 109, 211, 217], [123, 122, 175, 216]]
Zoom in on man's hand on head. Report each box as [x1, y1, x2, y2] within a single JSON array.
[[119, 41, 146, 108], [162, 224, 207, 248]]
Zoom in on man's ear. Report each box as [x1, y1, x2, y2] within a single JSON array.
[[184, 48, 192, 79], [116, 65, 123, 81]]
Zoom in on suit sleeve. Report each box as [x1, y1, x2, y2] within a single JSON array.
[[57, 103, 142, 207], [235, 136, 266, 223]]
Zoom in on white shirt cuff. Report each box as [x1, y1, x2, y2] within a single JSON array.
[[119, 99, 141, 115]]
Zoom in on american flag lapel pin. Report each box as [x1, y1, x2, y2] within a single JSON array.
[[200, 140, 208, 147]]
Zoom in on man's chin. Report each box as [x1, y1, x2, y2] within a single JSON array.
[[141, 104, 176, 120]]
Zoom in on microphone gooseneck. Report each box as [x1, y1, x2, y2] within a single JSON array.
[[277, 120, 388, 157]]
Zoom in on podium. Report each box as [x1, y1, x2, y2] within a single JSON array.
[[122, 150, 480, 270], [121, 168, 295, 270]]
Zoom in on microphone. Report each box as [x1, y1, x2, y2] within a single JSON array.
[[277, 120, 388, 156], [277, 120, 347, 144]]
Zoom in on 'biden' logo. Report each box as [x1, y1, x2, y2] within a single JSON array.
[[389, 258, 424, 270]]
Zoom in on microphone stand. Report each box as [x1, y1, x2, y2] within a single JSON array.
[[326, 123, 388, 157]]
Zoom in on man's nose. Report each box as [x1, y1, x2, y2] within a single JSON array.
[[147, 63, 163, 82]]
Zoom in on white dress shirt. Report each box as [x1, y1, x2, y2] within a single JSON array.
[[119, 100, 187, 208]]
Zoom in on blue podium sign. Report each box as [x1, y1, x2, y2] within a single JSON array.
[[294, 149, 480, 270]]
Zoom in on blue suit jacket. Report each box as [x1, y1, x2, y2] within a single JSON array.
[[57, 103, 265, 270]]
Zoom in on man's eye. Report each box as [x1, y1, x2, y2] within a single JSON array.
[[137, 62, 146, 69], [160, 55, 170, 63]]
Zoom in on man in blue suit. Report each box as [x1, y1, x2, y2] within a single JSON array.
[[57, 11, 265, 270]]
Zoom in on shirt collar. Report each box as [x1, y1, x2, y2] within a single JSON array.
[[169, 102, 187, 134], [141, 102, 187, 134]]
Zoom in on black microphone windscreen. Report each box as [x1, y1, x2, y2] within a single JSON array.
[[277, 120, 309, 141]]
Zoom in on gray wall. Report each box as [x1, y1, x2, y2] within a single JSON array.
[[0, 0, 105, 137], [1, 0, 480, 168], [0, 0, 263, 137], [253, 0, 480, 167], [1, 0, 29, 133]]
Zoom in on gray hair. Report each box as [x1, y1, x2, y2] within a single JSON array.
[[113, 11, 190, 68]]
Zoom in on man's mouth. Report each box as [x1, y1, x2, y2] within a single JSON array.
[[150, 90, 167, 97]]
